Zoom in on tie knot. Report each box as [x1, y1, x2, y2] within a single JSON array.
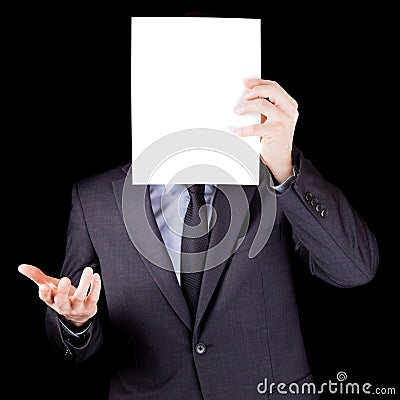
[[187, 184, 205, 195]]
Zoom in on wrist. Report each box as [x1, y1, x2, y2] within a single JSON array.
[[61, 316, 92, 331], [260, 151, 293, 184], [266, 161, 293, 184]]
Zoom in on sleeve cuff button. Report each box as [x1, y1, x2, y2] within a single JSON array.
[[305, 191, 313, 201]]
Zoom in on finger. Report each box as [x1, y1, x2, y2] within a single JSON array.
[[243, 78, 273, 89], [234, 123, 266, 138], [18, 264, 49, 286], [18, 264, 61, 288], [244, 79, 298, 110], [235, 98, 282, 121], [86, 273, 101, 307], [38, 284, 54, 305], [54, 277, 71, 310], [245, 85, 298, 112], [72, 267, 93, 303]]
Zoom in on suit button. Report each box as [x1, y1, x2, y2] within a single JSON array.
[[315, 203, 322, 212], [320, 208, 327, 218], [195, 343, 207, 355], [305, 191, 313, 201], [310, 197, 318, 206]]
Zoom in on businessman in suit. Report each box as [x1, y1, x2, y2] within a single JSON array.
[[19, 78, 379, 399]]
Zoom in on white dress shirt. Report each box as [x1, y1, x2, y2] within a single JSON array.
[[149, 184, 216, 285]]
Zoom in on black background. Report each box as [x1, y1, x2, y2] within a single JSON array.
[[10, 4, 398, 400]]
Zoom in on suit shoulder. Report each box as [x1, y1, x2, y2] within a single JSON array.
[[75, 163, 130, 191]]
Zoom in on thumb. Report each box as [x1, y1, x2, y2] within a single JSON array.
[[18, 264, 51, 286]]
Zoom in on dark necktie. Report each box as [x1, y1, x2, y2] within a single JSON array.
[[181, 184, 209, 323]]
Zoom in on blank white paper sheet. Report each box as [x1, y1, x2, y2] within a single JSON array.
[[131, 17, 261, 184]]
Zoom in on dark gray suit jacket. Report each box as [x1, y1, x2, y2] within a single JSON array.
[[46, 147, 378, 399]]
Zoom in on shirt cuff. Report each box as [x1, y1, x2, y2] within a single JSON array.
[[271, 167, 298, 193], [59, 318, 93, 338]]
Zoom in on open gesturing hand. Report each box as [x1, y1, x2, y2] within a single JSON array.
[[18, 264, 101, 328]]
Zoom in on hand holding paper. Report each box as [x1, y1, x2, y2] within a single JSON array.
[[234, 78, 298, 184]]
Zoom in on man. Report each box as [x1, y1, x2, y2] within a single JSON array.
[[19, 78, 379, 399]]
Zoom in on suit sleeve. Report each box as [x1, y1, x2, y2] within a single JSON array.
[[45, 183, 104, 362], [278, 147, 379, 287]]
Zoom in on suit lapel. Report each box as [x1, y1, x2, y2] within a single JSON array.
[[113, 165, 259, 333], [194, 184, 257, 332], [112, 166, 192, 331]]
